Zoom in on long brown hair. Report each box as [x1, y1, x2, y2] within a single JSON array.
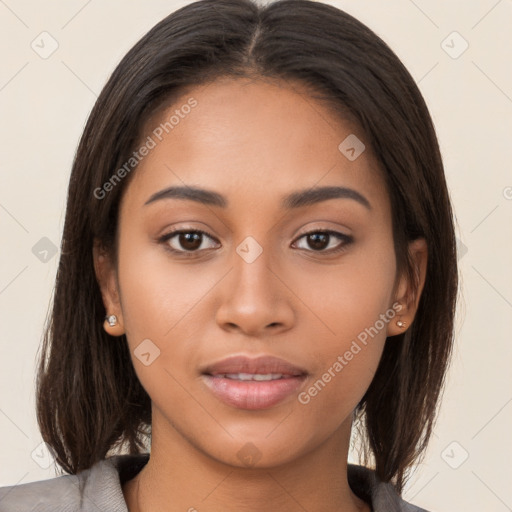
[[36, 0, 458, 492]]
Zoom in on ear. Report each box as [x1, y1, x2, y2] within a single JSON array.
[[387, 238, 428, 336], [93, 238, 125, 337]]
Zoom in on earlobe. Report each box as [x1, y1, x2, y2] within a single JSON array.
[[387, 238, 428, 337], [103, 313, 125, 337], [386, 301, 407, 337], [93, 238, 125, 337]]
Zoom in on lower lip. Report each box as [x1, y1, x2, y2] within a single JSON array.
[[202, 375, 306, 410]]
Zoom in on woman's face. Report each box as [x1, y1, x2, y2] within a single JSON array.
[[96, 77, 420, 468]]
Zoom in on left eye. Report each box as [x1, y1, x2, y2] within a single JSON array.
[[292, 230, 353, 253]]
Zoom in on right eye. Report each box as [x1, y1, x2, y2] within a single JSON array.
[[158, 229, 220, 255]]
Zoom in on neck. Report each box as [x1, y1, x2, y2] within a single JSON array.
[[123, 408, 369, 512]]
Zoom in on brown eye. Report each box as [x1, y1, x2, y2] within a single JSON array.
[[160, 229, 219, 254], [177, 232, 202, 251], [293, 230, 353, 253], [306, 233, 329, 250]]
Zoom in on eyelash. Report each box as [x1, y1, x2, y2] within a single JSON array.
[[158, 228, 354, 257]]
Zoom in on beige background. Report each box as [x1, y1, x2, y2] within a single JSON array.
[[1, 0, 511, 510]]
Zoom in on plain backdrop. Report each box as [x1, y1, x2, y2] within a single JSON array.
[[0, 1, 511, 510]]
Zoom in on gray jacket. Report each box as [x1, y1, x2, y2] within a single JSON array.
[[0, 453, 428, 511]]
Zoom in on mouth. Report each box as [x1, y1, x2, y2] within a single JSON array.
[[200, 355, 308, 410], [209, 372, 297, 381]]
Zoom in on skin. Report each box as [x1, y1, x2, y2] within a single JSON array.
[[94, 77, 427, 512]]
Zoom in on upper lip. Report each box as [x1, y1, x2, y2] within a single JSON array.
[[201, 355, 308, 376]]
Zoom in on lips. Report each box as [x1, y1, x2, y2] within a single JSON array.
[[201, 355, 307, 377], [200, 355, 308, 410]]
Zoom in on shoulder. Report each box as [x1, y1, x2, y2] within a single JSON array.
[[0, 454, 149, 512], [0, 472, 81, 512], [348, 464, 430, 512]]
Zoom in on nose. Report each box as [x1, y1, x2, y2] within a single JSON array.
[[215, 239, 295, 337]]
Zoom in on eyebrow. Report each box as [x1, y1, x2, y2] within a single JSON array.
[[144, 185, 371, 210]]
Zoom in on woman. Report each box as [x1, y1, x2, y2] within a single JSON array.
[[0, 0, 457, 510]]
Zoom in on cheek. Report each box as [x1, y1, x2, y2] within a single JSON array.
[[114, 241, 219, 421], [116, 231, 211, 339], [296, 290, 390, 429], [293, 241, 396, 416], [114, 231, 217, 390], [297, 232, 396, 345]]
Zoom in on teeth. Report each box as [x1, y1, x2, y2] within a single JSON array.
[[222, 373, 285, 381]]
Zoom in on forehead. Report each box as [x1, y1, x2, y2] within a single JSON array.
[[121, 77, 389, 215]]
